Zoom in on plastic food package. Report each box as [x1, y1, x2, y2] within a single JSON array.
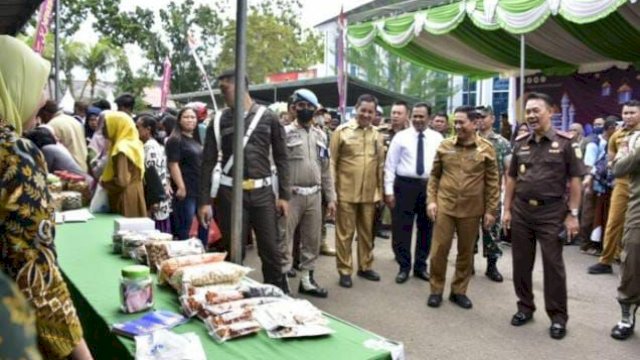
[[122, 233, 149, 259], [239, 284, 286, 299], [254, 299, 332, 339], [146, 239, 205, 273], [50, 192, 64, 211], [203, 297, 283, 317], [114, 217, 155, 233], [113, 230, 135, 254], [180, 288, 245, 318], [60, 191, 83, 210], [158, 252, 226, 278], [168, 262, 252, 290], [204, 319, 262, 343]]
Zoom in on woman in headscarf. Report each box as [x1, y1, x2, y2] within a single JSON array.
[[38, 100, 89, 173], [84, 106, 101, 142], [0, 35, 92, 359], [100, 111, 147, 217]]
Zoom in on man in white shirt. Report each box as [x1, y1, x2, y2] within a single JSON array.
[[384, 103, 443, 284]]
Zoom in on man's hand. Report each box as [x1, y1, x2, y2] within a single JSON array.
[[384, 195, 396, 209], [483, 213, 496, 230], [427, 202, 437, 221], [326, 201, 337, 220], [165, 184, 173, 197], [276, 199, 289, 217], [564, 214, 579, 243], [197, 204, 212, 227], [176, 187, 186, 200], [502, 209, 512, 234]]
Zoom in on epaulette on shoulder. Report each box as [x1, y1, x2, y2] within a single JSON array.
[[556, 130, 574, 139], [515, 132, 530, 141]]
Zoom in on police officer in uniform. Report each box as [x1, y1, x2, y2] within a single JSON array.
[[503, 92, 586, 340], [198, 69, 291, 291], [282, 89, 336, 297]]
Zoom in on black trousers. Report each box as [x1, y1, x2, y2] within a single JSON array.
[[391, 176, 432, 272], [215, 186, 285, 286], [511, 198, 568, 325]]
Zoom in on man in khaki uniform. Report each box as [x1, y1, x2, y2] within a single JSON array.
[[588, 113, 640, 274], [330, 94, 385, 288], [427, 105, 500, 309], [282, 89, 336, 297]]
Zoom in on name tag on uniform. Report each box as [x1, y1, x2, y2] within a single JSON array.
[[517, 151, 530, 156], [549, 149, 561, 154]]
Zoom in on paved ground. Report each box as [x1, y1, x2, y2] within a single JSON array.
[[245, 225, 639, 360]]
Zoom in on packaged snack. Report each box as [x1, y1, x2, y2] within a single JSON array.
[[122, 233, 149, 259], [168, 262, 251, 290], [60, 191, 83, 210], [205, 319, 261, 343], [239, 284, 285, 299], [254, 299, 332, 339], [112, 230, 134, 254], [179, 288, 244, 317], [50, 192, 64, 212], [203, 297, 282, 317], [158, 252, 226, 278], [114, 217, 155, 233], [120, 265, 154, 313], [146, 239, 205, 273]]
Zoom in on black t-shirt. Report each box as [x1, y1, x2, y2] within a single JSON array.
[[166, 134, 203, 198]]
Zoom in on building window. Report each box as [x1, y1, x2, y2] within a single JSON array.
[[462, 77, 477, 106], [492, 77, 509, 131]]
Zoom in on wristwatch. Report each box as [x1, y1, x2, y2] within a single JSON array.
[[569, 208, 579, 217]]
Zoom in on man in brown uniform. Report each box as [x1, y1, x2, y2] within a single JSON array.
[[426, 105, 500, 309], [610, 100, 640, 340], [588, 112, 640, 274], [282, 89, 336, 297], [503, 92, 586, 340], [330, 94, 385, 288]]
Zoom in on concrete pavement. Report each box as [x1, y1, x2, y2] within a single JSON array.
[[245, 226, 638, 359]]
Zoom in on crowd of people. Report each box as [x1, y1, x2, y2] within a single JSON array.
[[1, 34, 640, 359]]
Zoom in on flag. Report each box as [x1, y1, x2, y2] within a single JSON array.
[[33, 0, 55, 54], [160, 57, 172, 112], [337, 6, 348, 119], [187, 30, 218, 111]]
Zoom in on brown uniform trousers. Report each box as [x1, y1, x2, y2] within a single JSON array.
[[509, 128, 586, 325], [427, 136, 499, 295], [330, 121, 384, 276], [599, 181, 628, 264]]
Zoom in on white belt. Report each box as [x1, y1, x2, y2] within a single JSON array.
[[292, 185, 320, 196], [220, 175, 272, 191]]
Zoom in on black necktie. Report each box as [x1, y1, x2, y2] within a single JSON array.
[[417, 132, 424, 175]]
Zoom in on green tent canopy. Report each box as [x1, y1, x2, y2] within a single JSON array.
[[347, 0, 640, 78]]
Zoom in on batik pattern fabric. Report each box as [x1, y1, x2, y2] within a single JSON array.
[[0, 122, 83, 359]]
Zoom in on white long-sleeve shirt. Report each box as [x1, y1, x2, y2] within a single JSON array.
[[384, 126, 443, 195]]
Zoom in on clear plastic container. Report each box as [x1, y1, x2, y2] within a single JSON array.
[[120, 265, 154, 313]]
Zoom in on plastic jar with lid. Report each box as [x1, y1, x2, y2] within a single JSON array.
[[120, 265, 154, 313]]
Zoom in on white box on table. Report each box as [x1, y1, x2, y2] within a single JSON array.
[[114, 218, 155, 233]]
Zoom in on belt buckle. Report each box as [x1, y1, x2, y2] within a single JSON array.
[[242, 179, 255, 190], [528, 199, 539, 206]]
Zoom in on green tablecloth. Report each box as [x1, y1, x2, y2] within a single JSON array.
[[55, 214, 392, 360]]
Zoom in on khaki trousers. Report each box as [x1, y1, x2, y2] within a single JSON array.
[[335, 202, 376, 275], [618, 227, 640, 305], [600, 182, 629, 265], [429, 212, 480, 295], [281, 192, 322, 272]]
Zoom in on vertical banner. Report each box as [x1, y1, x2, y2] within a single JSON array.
[[187, 30, 218, 111], [337, 6, 347, 121], [33, 0, 55, 54], [160, 57, 172, 112]]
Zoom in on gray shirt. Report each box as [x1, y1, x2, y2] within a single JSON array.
[[41, 144, 85, 175]]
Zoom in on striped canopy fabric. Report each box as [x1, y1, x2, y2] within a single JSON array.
[[347, 0, 640, 78]]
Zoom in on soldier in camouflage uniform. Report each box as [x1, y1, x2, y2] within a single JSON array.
[[476, 106, 512, 282]]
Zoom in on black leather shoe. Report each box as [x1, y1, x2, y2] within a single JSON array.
[[339, 275, 352, 288], [511, 311, 533, 326], [286, 269, 297, 278], [611, 323, 634, 340], [413, 270, 430, 281], [449, 294, 473, 309], [298, 282, 328, 298], [357, 269, 381, 281], [427, 294, 442, 308], [485, 259, 503, 282], [588, 263, 613, 274], [549, 323, 566, 340], [395, 271, 409, 284]]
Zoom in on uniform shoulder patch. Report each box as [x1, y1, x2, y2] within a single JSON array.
[[515, 132, 530, 141], [556, 130, 574, 139]]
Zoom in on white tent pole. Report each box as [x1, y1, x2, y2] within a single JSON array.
[[519, 34, 525, 121]]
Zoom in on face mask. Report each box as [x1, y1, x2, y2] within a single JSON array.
[[297, 109, 315, 123], [592, 127, 604, 135], [157, 130, 167, 140]]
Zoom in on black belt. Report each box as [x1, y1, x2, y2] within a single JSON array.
[[396, 175, 428, 184], [516, 195, 563, 207]]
